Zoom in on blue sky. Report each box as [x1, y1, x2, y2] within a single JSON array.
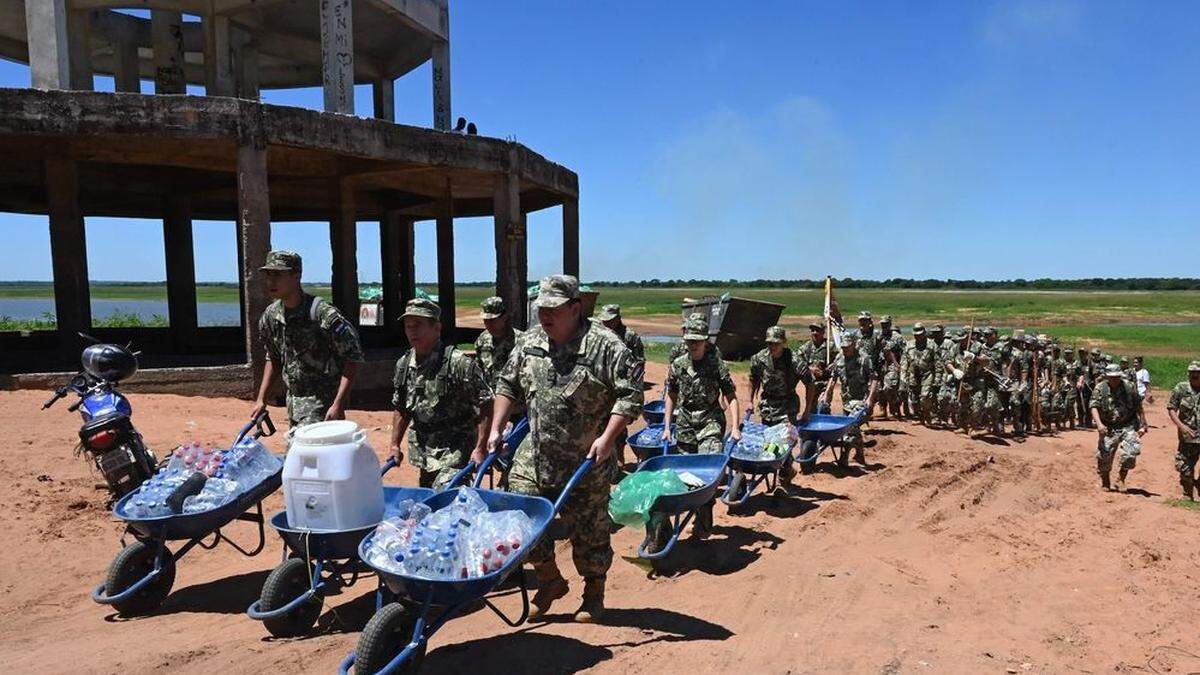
[[3, 0, 1199, 283]]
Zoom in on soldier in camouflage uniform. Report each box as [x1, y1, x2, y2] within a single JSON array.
[[1060, 348, 1081, 429], [748, 326, 805, 481], [927, 325, 952, 426], [662, 313, 741, 536], [252, 250, 364, 427], [1090, 363, 1148, 492], [1004, 333, 1031, 437], [939, 330, 970, 427], [487, 275, 642, 623], [1076, 347, 1094, 427], [668, 313, 723, 364], [822, 331, 877, 466], [597, 303, 645, 476], [798, 322, 834, 409], [474, 296, 523, 389], [975, 327, 1006, 435], [391, 298, 494, 489], [1167, 362, 1200, 500], [880, 316, 908, 419], [856, 312, 886, 418], [902, 323, 937, 425]]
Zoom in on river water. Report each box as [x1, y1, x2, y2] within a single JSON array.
[[0, 298, 241, 326]]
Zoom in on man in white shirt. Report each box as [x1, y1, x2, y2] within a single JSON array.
[[1134, 356, 1152, 402]]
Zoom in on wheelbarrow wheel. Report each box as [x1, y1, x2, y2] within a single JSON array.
[[260, 557, 323, 638], [105, 540, 175, 616], [356, 602, 423, 674], [799, 440, 818, 474]]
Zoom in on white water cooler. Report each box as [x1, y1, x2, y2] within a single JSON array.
[[283, 420, 384, 531]]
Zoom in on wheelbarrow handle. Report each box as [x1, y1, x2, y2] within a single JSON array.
[[723, 436, 738, 456], [235, 409, 275, 445], [661, 439, 670, 456], [470, 416, 529, 488], [551, 458, 594, 517], [444, 460, 477, 492], [379, 456, 398, 477]]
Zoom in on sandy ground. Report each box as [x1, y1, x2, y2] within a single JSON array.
[[3, 364, 1200, 675]]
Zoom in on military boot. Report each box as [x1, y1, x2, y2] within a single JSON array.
[[1114, 468, 1128, 493], [573, 576, 606, 623], [853, 441, 866, 465], [1100, 472, 1111, 490], [528, 562, 569, 620], [692, 503, 714, 540], [1182, 477, 1195, 502]]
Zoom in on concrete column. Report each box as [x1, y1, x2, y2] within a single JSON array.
[[45, 158, 91, 335], [68, 10, 93, 91], [234, 29, 260, 100], [319, 0, 355, 114], [204, 13, 234, 96], [25, 0, 71, 90], [431, 40, 450, 130], [162, 193, 197, 347], [330, 178, 359, 321], [235, 142, 272, 384], [372, 78, 395, 122], [562, 197, 579, 278], [436, 180, 456, 337], [113, 34, 140, 93], [380, 211, 414, 333], [493, 172, 527, 330], [151, 10, 186, 95]]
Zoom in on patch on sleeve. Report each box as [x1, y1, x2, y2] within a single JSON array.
[[630, 361, 645, 383]]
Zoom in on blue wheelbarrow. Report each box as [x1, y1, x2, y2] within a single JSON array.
[[794, 411, 867, 473], [720, 416, 798, 507], [635, 442, 730, 562], [642, 397, 667, 425], [246, 419, 531, 637], [92, 411, 281, 616], [626, 422, 677, 462], [338, 457, 594, 674]]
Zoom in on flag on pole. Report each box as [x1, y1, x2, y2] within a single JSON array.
[[824, 276, 845, 349]]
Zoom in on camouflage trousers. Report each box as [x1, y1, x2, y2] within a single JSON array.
[[1174, 441, 1200, 491], [963, 385, 1002, 429], [409, 437, 472, 491], [906, 378, 936, 418], [1096, 425, 1141, 475], [840, 399, 867, 444], [879, 366, 901, 412], [676, 437, 726, 454], [507, 444, 612, 579], [418, 465, 466, 490], [287, 392, 336, 427], [937, 382, 960, 421], [758, 396, 798, 427]]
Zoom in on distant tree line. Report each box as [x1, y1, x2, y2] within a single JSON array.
[[4, 278, 1199, 291]]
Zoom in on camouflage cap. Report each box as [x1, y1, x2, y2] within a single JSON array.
[[479, 295, 507, 320], [912, 322, 926, 335], [764, 326, 787, 344], [1012, 328, 1026, 340], [597, 303, 621, 322], [260, 249, 302, 272], [1188, 360, 1200, 373], [1120, 356, 1129, 364], [983, 326, 997, 335], [682, 314, 709, 341], [880, 314, 894, 325], [931, 323, 945, 333], [808, 322, 825, 331], [1091, 347, 1102, 356], [858, 311, 873, 322], [402, 297, 440, 320], [534, 274, 579, 309], [1104, 363, 1123, 377], [842, 329, 861, 343]]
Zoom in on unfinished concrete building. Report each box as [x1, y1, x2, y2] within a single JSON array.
[[0, 1, 580, 401]]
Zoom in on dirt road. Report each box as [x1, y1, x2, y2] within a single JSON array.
[[3, 364, 1199, 674]]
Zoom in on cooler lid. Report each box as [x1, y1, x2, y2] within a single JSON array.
[[292, 420, 360, 446]]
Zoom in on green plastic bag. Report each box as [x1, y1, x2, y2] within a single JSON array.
[[608, 469, 689, 528]]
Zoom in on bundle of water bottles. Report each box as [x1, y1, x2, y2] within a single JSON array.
[[731, 422, 796, 461], [121, 438, 282, 518], [363, 488, 536, 580]]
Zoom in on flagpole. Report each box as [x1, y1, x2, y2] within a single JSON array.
[[825, 276, 831, 365]]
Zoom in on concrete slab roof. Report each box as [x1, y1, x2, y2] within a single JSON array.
[[0, 88, 577, 221]]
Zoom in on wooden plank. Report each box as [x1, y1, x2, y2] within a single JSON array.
[[45, 157, 91, 335]]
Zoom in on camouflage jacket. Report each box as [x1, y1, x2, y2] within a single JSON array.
[[881, 331, 906, 368], [857, 330, 886, 374], [937, 340, 961, 382], [749, 348, 802, 421], [496, 320, 643, 482], [1090, 379, 1142, 429], [474, 326, 523, 388], [1006, 348, 1030, 382], [393, 343, 493, 471], [260, 293, 364, 396], [830, 353, 875, 404], [797, 338, 834, 382], [929, 338, 952, 385], [975, 341, 1004, 372], [903, 340, 937, 386], [610, 324, 645, 363], [668, 349, 737, 444], [1167, 382, 1200, 442]]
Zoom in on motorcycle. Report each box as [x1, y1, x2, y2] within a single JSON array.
[[42, 338, 158, 500]]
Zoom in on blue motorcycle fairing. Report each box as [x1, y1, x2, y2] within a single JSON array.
[[80, 391, 132, 422]]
